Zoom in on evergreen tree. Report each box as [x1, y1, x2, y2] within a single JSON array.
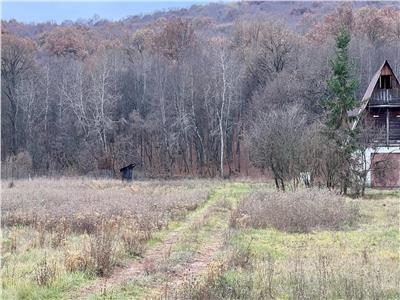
[[326, 26, 357, 131], [325, 26, 358, 194]]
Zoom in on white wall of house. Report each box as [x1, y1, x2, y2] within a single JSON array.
[[365, 146, 400, 186]]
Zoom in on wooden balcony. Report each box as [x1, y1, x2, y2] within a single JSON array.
[[369, 89, 400, 107], [366, 108, 400, 146]]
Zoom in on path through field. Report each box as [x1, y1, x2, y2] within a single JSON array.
[[73, 183, 248, 299]]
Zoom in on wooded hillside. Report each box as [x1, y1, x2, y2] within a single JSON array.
[[2, 2, 400, 178]]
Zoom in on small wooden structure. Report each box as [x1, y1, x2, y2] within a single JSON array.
[[120, 163, 136, 181]]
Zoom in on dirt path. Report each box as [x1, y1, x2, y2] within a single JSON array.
[[72, 184, 243, 299], [146, 216, 226, 299], [75, 228, 184, 298]]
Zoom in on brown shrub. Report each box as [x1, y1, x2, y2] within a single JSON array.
[[88, 225, 116, 277], [51, 222, 69, 248], [34, 256, 58, 286], [120, 226, 149, 257], [231, 189, 359, 233], [64, 250, 89, 273]]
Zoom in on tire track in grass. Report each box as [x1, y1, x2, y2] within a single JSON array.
[[147, 206, 228, 299], [144, 183, 249, 299], [73, 183, 249, 299]]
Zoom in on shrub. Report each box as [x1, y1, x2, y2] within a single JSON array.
[[120, 227, 149, 257], [64, 250, 89, 273], [51, 222, 68, 248], [231, 189, 359, 233], [88, 225, 116, 277], [34, 256, 58, 286]]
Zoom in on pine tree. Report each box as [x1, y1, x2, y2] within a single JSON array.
[[325, 26, 358, 194], [326, 26, 357, 131]]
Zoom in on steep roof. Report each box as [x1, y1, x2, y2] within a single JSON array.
[[350, 60, 400, 130], [120, 163, 136, 172]]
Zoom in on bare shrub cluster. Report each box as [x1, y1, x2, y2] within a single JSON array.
[[231, 189, 359, 233]]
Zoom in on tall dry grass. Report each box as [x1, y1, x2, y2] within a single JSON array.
[[175, 249, 396, 299], [2, 178, 211, 234], [2, 178, 213, 278]]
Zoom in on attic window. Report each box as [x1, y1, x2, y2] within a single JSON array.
[[379, 75, 392, 89]]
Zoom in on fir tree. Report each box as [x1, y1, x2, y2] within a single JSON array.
[[325, 26, 359, 194], [326, 26, 357, 131]]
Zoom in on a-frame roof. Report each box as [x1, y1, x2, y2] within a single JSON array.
[[350, 60, 400, 130]]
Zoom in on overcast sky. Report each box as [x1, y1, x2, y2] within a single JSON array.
[[1, 1, 217, 23]]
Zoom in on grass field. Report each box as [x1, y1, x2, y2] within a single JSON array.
[[1, 179, 399, 299]]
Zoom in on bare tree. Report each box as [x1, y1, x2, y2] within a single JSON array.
[[1, 34, 36, 155], [248, 105, 309, 191]]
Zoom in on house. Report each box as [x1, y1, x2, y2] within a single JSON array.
[[349, 60, 400, 188], [120, 163, 136, 181]]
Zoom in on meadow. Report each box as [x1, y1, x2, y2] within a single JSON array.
[[1, 178, 399, 299]]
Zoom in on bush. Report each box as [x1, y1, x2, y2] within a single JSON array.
[[231, 189, 359, 233], [88, 225, 116, 277], [121, 226, 149, 257], [34, 257, 58, 286], [64, 250, 89, 273]]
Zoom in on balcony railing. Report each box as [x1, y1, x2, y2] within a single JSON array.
[[369, 123, 400, 146], [370, 89, 400, 106], [371, 137, 400, 146]]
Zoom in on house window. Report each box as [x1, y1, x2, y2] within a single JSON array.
[[379, 75, 392, 89]]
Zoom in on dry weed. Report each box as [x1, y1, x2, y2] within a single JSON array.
[[34, 256, 58, 286], [88, 224, 116, 277]]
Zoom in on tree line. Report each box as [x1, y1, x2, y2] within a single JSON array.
[[1, 4, 399, 189]]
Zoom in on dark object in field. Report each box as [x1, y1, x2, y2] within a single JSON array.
[[8, 181, 14, 188], [120, 163, 136, 181]]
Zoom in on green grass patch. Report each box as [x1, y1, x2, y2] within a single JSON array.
[[176, 184, 399, 299]]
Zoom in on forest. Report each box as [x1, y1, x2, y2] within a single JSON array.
[[2, 2, 400, 183]]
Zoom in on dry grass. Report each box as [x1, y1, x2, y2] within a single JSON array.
[[2, 178, 211, 234], [177, 246, 397, 300], [2, 179, 212, 267], [1, 178, 213, 299], [231, 189, 360, 233]]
